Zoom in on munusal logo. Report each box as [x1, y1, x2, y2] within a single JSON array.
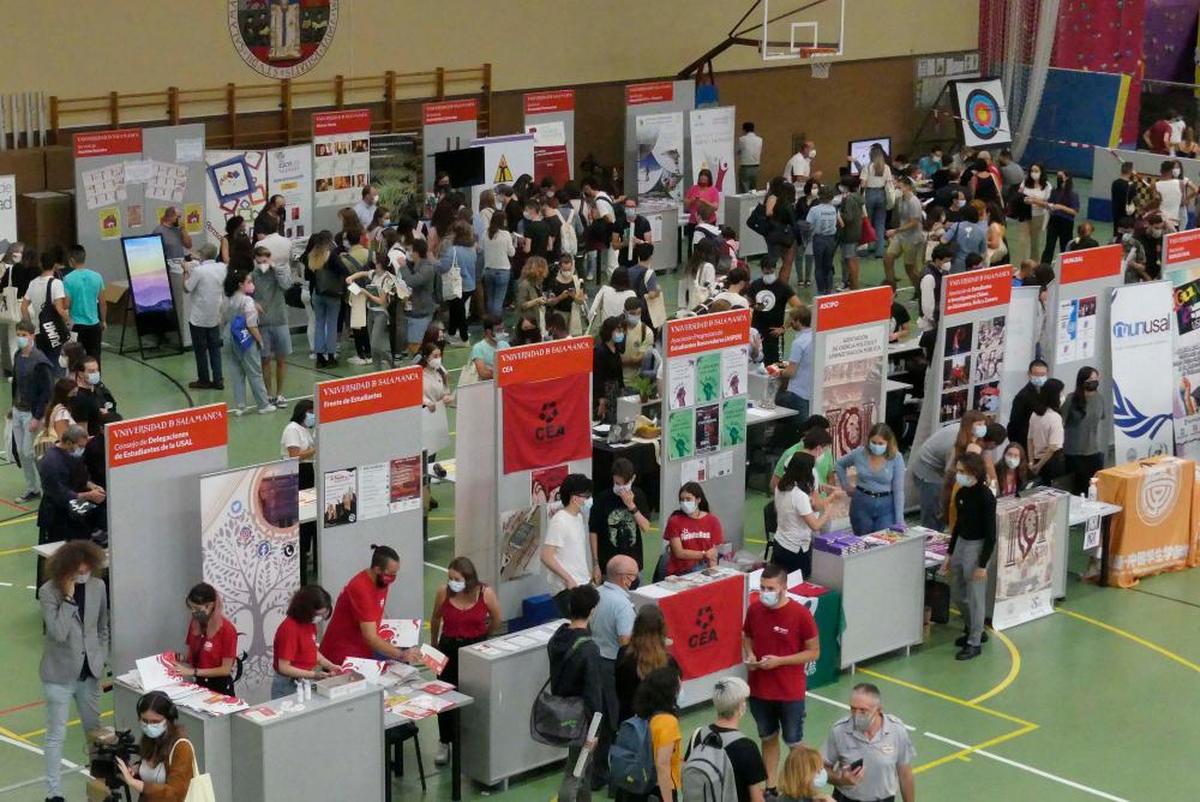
[[1112, 316, 1170, 337]]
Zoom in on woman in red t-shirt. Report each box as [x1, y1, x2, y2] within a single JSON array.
[[175, 583, 239, 696], [271, 585, 339, 699], [429, 556, 501, 766], [663, 482, 724, 576]]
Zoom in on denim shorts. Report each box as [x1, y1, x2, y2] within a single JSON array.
[[748, 697, 806, 746], [259, 324, 293, 358]]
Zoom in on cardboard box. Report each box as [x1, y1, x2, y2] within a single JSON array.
[[17, 190, 75, 251], [0, 148, 46, 194]]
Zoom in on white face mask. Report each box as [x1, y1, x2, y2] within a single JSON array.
[[1030, 169, 1041, 179], [427, 357, 442, 370], [256, 261, 271, 272], [762, 273, 777, 285], [141, 721, 167, 739], [75, 571, 91, 584], [680, 499, 698, 515], [58, 354, 69, 369], [760, 590, 780, 607], [1173, 168, 1183, 178], [1004, 455, 1021, 469], [813, 768, 829, 788], [972, 423, 988, 439], [808, 149, 816, 160], [447, 579, 466, 593]]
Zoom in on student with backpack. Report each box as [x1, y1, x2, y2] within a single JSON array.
[[546, 584, 605, 802], [610, 665, 682, 801], [684, 676, 768, 802]]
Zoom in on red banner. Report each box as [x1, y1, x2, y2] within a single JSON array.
[[312, 109, 371, 136], [666, 309, 752, 357], [317, 367, 423, 423], [815, 286, 893, 332], [660, 575, 744, 680], [1165, 229, 1200, 270], [533, 146, 571, 187], [502, 372, 592, 474], [943, 266, 1013, 316], [497, 337, 592, 387], [107, 404, 227, 468], [1059, 244, 1122, 284], [74, 128, 142, 158], [524, 89, 575, 115], [626, 81, 674, 105], [422, 99, 479, 125]]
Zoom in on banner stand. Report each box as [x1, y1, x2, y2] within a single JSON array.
[[1162, 229, 1200, 460], [1109, 281, 1175, 461], [524, 90, 575, 185]]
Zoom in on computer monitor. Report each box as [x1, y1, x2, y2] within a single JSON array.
[[847, 137, 892, 175]]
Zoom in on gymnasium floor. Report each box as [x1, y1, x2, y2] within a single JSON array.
[[1, 205, 1196, 801]]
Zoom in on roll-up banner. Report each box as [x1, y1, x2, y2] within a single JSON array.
[[524, 89, 575, 186], [916, 266, 1013, 444], [107, 404, 229, 674], [660, 310, 751, 546], [688, 106, 736, 218], [1047, 245, 1123, 451], [999, 286, 1040, 429], [423, 98, 479, 193], [0, 174, 16, 243], [1109, 281, 1175, 461], [624, 80, 694, 202], [1163, 229, 1200, 460], [267, 144, 313, 245], [315, 367, 426, 618], [811, 287, 892, 459], [312, 108, 371, 233]]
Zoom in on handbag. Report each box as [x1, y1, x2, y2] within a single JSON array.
[[530, 636, 592, 747], [170, 738, 216, 802], [859, 215, 877, 246], [35, 280, 69, 354], [229, 313, 255, 352], [746, 202, 770, 236], [0, 267, 20, 324], [284, 282, 304, 309], [442, 247, 464, 301], [884, 180, 899, 210], [458, 356, 480, 387]]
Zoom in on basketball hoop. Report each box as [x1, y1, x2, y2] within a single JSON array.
[[801, 47, 836, 79]]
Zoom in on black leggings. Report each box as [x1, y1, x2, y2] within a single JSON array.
[[770, 541, 812, 578], [436, 634, 484, 743], [445, 297, 469, 342], [1065, 452, 1104, 496], [1042, 216, 1074, 262]]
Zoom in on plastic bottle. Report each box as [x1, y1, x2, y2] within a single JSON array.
[[1087, 477, 1098, 502]]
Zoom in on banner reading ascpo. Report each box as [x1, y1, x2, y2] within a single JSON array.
[[1109, 281, 1174, 461], [107, 404, 228, 468]]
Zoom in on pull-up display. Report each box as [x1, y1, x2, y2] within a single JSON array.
[[121, 234, 178, 336]]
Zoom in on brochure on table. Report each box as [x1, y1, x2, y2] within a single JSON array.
[[315, 367, 425, 618], [624, 80, 694, 205], [311, 108, 370, 234], [107, 405, 229, 674], [524, 89, 574, 185], [660, 310, 751, 549], [423, 98, 479, 193], [1162, 229, 1200, 461], [1109, 280, 1175, 461], [1046, 245, 1123, 452]]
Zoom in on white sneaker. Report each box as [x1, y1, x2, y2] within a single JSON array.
[[230, 407, 244, 417], [347, 356, 370, 366], [308, 352, 317, 360], [256, 405, 277, 415], [434, 742, 450, 766], [274, 395, 288, 408]]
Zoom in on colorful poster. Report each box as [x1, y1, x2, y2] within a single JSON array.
[[500, 505, 542, 582], [695, 353, 721, 404], [98, 206, 121, 240], [993, 492, 1057, 629], [313, 109, 371, 209], [668, 357, 696, 410], [667, 408, 695, 461], [267, 145, 313, 242], [356, 461, 390, 521], [531, 464, 569, 507], [370, 134, 421, 219], [688, 106, 735, 216], [204, 149, 268, 242], [183, 202, 204, 235], [634, 112, 684, 202], [721, 397, 746, 448], [501, 372, 592, 474], [720, 346, 748, 399], [1110, 282, 1175, 461], [120, 235, 173, 315], [1170, 262, 1200, 459], [1055, 296, 1097, 363], [389, 456, 421, 513], [695, 404, 720, 454], [322, 467, 357, 527], [201, 461, 300, 702], [822, 326, 886, 456]]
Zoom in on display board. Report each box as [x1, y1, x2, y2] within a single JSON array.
[[951, 78, 1011, 148], [848, 138, 891, 175], [1046, 245, 1123, 452], [992, 490, 1063, 630], [635, 112, 684, 203], [204, 148, 268, 243], [688, 106, 736, 218], [1163, 229, 1200, 461], [1109, 281, 1175, 461], [200, 460, 299, 703], [453, 380, 500, 601], [315, 367, 425, 619], [524, 89, 574, 186], [423, 99, 479, 193], [120, 234, 179, 340], [660, 310, 751, 548], [916, 266, 1013, 444], [312, 108, 370, 234], [624, 80, 695, 203], [468, 134, 535, 212], [493, 338, 593, 618], [810, 287, 891, 459], [267, 144, 313, 243], [0, 174, 16, 243], [999, 286, 1040, 428], [107, 405, 229, 674]]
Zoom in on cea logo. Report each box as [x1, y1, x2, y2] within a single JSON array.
[[689, 606, 718, 648], [535, 401, 566, 442], [1112, 317, 1170, 338]]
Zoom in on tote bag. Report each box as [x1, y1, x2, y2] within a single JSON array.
[[171, 738, 216, 802], [442, 247, 464, 301], [35, 281, 69, 353]]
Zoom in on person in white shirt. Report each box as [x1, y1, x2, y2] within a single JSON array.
[[711, 265, 752, 309], [22, 249, 70, 369], [738, 122, 764, 192], [772, 451, 841, 578], [540, 474, 596, 617], [353, 185, 379, 229], [1154, 160, 1194, 232], [784, 140, 816, 187], [679, 239, 718, 311], [182, 244, 228, 390]]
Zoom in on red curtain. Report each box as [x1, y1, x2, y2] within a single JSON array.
[[659, 576, 744, 680], [501, 372, 592, 474]]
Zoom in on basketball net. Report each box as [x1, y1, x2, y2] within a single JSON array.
[[810, 57, 831, 79]]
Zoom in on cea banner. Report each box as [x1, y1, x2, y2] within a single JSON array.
[[1109, 281, 1175, 461], [1164, 229, 1200, 460], [658, 574, 743, 680], [498, 337, 593, 474]]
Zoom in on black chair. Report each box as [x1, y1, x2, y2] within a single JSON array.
[[384, 721, 427, 800], [762, 501, 778, 562]]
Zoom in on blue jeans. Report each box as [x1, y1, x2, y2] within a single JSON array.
[[865, 187, 888, 257], [915, 476, 944, 530], [11, 408, 40, 493], [482, 268, 511, 318], [849, 490, 898, 535], [812, 233, 837, 294], [271, 673, 298, 699], [189, 323, 223, 384], [748, 697, 806, 747], [43, 677, 101, 797], [775, 390, 810, 419], [311, 293, 341, 355], [226, 341, 271, 410]]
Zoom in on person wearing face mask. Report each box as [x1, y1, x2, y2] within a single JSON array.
[[749, 260, 800, 366], [685, 168, 721, 257], [593, 315, 628, 423], [546, 584, 605, 800], [772, 451, 845, 577], [21, 247, 71, 372], [1006, 359, 1049, 454], [695, 676, 769, 802], [114, 691, 196, 801], [776, 745, 832, 802], [914, 243, 953, 362], [588, 555, 639, 790], [1063, 366, 1107, 495], [11, 319, 54, 502], [468, 314, 508, 382], [995, 443, 1034, 497], [590, 458, 651, 584], [835, 423, 906, 536], [66, 355, 118, 438], [38, 539, 108, 802], [616, 197, 654, 270], [742, 564, 820, 795], [548, 253, 588, 335], [282, 399, 317, 581], [1016, 163, 1051, 264], [540, 473, 597, 616], [255, 193, 287, 238], [940, 452, 996, 660], [429, 556, 502, 766], [270, 584, 338, 698], [822, 683, 915, 802], [249, 242, 294, 406], [222, 269, 274, 415], [621, 298, 655, 385], [1039, 170, 1079, 262], [170, 582, 239, 695], [37, 424, 105, 543], [1115, 217, 1150, 283], [321, 545, 421, 665], [662, 482, 724, 576], [774, 305, 815, 416], [1153, 159, 1194, 234], [61, 244, 107, 362], [1136, 212, 1166, 279]]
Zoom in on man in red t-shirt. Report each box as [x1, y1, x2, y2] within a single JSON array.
[[321, 545, 419, 665], [1144, 114, 1176, 155], [741, 563, 820, 793]]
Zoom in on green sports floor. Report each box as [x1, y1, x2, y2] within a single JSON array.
[[2, 207, 1198, 802]]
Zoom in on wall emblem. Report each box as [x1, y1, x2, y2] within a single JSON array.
[[228, 0, 339, 80]]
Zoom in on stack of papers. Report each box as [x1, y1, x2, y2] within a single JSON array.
[[378, 619, 422, 649], [342, 657, 390, 684]]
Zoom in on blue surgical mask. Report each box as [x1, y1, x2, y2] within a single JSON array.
[[87, 371, 101, 386], [15, 336, 29, 350], [304, 412, 316, 428], [955, 472, 974, 488], [680, 499, 697, 515], [141, 721, 167, 739], [579, 496, 593, 514], [613, 332, 626, 345], [1030, 375, 1047, 388], [813, 768, 829, 788], [447, 579, 466, 593], [868, 442, 887, 456], [626, 314, 641, 327], [71, 447, 85, 459], [972, 423, 988, 439], [760, 590, 780, 607]]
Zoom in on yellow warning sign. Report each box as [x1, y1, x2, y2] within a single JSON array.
[[494, 154, 513, 183]]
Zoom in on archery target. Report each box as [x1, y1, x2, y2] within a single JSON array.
[[953, 79, 1011, 148]]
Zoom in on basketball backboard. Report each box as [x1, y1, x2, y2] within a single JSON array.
[[759, 0, 845, 62]]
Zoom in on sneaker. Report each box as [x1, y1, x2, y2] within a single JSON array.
[[15, 490, 40, 504], [954, 631, 989, 648], [308, 352, 318, 360], [434, 742, 450, 766], [955, 644, 982, 661], [257, 405, 277, 415], [212, 381, 225, 391], [230, 408, 244, 417], [274, 395, 288, 408], [46, 796, 65, 802], [188, 379, 213, 390], [347, 356, 370, 366]]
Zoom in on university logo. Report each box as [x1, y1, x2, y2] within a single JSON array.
[[1137, 464, 1179, 526], [689, 606, 718, 649], [228, 0, 339, 80]]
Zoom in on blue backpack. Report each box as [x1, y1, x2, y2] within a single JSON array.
[[608, 715, 656, 794]]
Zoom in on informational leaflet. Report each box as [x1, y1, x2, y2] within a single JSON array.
[[81, 163, 127, 210], [145, 162, 187, 202], [1055, 296, 1097, 363], [389, 456, 421, 513], [667, 408, 695, 460], [695, 353, 721, 404], [668, 357, 696, 410], [721, 346, 749, 398], [695, 404, 720, 454], [708, 450, 734, 479], [721, 396, 746, 448], [681, 457, 708, 484], [322, 468, 357, 527], [378, 619, 422, 649], [356, 461, 390, 521]]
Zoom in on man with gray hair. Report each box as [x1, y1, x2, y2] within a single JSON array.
[[689, 675, 767, 802], [589, 554, 638, 790], [37, 424, 106, 543], [183, 243, 227, 390], [822, 683, 915, 802]]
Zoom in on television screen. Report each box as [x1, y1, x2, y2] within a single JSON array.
[[121, 234, 178, 337], [434, 147, 486, 188], [848, 137, 892, 175]]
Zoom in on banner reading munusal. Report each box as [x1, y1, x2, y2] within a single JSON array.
[[1109, 281, 1175, 462]]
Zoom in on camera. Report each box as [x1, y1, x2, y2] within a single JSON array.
[[91, 729, 137, 792]]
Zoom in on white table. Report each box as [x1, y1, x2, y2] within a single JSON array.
[[1067, 496, 1123, 588], [885, 379, 913, 394], [887, 338, 922, 356], [746, 403, 800, 426]]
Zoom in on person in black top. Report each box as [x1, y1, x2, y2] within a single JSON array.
[[520, 198, 552, 261], [594, 316, 627, 423], [889, 298, 911, 342], [37, 425, 106, 544], [546, 585, 604, 802], [697, 676, 768, 802], [1137, 212, 1166, 279], [1006, 359, 1048, 452], [616, 198, 653, 268], [614, 605, 680, 724], [1111, 161, 1135, 221], [589, 457, 652, 582], [748, 260, 800, 365], [541, 196, 565, 262], [69, 356, 119, 438], [941, 452, 995, 661], [968, 159, 1001, 206], [254, 194, 285, 238]]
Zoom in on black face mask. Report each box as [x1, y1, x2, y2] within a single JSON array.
[[1084, 380, 1100, 391]]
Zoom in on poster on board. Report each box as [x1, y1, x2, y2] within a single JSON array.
[[267, 145, 313, 242], [1109, 281, 1174, 461], [688, 106, 735, 216], [635, 112, 684, 202], [992, 492, 1057, 630], [0, 174, 18, 243], [313, 109, 371, 209], [205, 149, 268, 242]]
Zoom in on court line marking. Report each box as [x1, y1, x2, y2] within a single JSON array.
[[968, 626, 1022, 705], [0, 699, 44, 718], [0, 544, 31, 557], [0, 513, 36, 529], [912, 722, 1037, 774], [1058, 608, 1200, 674], [857, 667, 1036, 728], [0, 729, 87, 776], [20, 709, 112, 740], [923, 731, 1131, 801], [427, 534, 451, 542]]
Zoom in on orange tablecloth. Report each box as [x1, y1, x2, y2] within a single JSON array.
[[1096, 456, 1194, 587]]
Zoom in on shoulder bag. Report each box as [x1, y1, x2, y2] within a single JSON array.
[[442, 247, 463, 302], [169, 738, 216, 802], [0, 266, 20, 324], [35, 280, 69, 354], [530, 636, 593, 747]]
